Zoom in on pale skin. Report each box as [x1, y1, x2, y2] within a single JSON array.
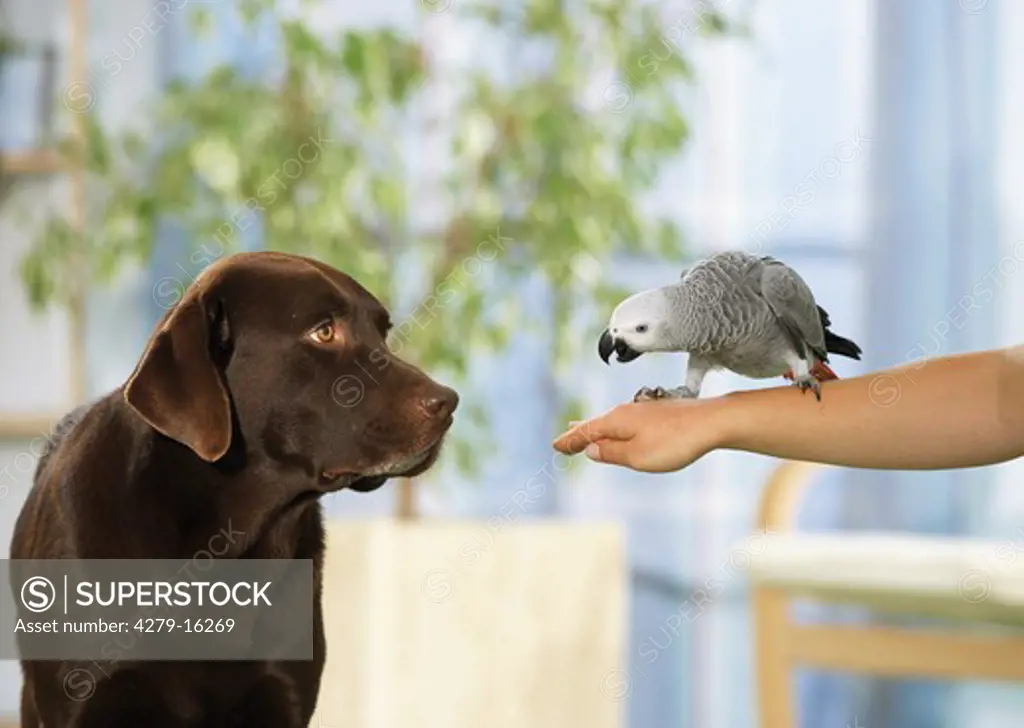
[[552, 346, 1024, 472]]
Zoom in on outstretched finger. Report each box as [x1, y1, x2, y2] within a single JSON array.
[[552, 412, 633, 454]]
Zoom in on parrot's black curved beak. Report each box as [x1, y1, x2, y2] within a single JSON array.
[[598, 329, 615, 365], [616, 344, 643, 363], [598, 329, 644, 364]]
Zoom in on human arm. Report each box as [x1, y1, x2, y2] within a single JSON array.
[[551, 346, 1024, 471]]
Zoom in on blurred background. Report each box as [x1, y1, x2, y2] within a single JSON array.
[[2, 0, 1024, 726]]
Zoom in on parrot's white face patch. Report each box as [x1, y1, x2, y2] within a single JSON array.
[[608, 289, 669, 353]]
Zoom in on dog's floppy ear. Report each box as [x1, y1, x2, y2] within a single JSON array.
[[124, 295, 232, 462]]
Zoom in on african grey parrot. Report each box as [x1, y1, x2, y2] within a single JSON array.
[[597, 251, 862, 402]]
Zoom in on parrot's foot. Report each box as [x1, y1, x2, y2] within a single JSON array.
[[633, 386, 697, 403], [793, 376, 822, 402]]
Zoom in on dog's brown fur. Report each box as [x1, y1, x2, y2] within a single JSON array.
[[10, 252, 457, 727]]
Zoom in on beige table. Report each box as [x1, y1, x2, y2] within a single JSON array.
[[747, 462, 1024, 728]]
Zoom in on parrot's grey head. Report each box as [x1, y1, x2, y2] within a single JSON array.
[[598, 288, 671, 365]]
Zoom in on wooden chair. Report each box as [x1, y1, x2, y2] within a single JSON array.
[[750, 461, 1024, 728]]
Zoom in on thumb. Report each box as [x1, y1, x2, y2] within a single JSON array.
[[584, 439, 635, 467]]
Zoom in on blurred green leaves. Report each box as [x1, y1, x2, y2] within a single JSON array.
[[18, 0, 730, 475]]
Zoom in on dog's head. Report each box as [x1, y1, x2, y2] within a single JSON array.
[[123, 252, 458, 492]]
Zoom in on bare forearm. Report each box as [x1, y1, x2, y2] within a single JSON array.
[[717, 346, 1024, 469]]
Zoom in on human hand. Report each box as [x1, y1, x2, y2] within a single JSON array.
[[551, 397, 729, 472]]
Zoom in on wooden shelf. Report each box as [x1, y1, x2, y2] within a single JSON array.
[[0, 149, 64, 175]]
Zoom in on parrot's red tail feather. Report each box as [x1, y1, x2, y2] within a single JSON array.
[[811, 361, 839, 381], [783, 363, 839, 382]]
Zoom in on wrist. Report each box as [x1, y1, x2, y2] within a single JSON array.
[[706, 389, 755, 452]]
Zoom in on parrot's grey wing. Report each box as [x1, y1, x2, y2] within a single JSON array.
[[755, 257, 827, 360]]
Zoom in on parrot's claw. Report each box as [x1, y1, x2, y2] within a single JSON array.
[[633, 386, 665, 402], [633, 386, 697, 403], [793, 376, 822, 402]]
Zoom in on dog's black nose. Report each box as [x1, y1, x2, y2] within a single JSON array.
[[422, 388, 459, 418]]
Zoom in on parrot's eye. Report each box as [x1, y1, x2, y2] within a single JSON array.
[[635, 324, 648, 334]]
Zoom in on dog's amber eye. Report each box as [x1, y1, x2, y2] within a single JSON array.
[[309, 321, 337, 344]]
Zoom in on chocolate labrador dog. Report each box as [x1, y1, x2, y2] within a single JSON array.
[[10, 252, 458, 727]]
